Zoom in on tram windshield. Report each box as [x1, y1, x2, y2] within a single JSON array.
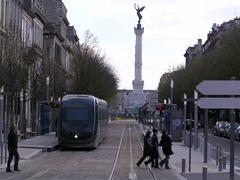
[[63, 108, 89, 122], [61, 105, 94, 131]]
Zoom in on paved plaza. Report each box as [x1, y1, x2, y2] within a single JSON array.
[[0, 120, 239, 180]]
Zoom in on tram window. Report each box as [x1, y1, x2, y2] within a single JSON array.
[[63, 108, 89, 121]]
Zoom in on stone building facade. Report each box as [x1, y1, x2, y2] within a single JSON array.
[[0, 0, 22, 44], [184, 18, 240, 66], [42, 0, 79, 98], [184, 39, 202, 67], [0, 0, 80, 136], [109, 89, 158, 117], [21, 0, 47, 133]]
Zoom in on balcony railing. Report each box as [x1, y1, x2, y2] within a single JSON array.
[[23, 0, 44, 17]]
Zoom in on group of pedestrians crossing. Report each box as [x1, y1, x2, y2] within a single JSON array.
[[136, 128, 173, 169]]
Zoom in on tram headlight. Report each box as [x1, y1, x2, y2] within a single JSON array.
[[74, 134, 78, 139]]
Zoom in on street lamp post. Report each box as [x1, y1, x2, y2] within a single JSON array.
[[46, 77, 49, 101], [170, 79, 174, 105], [0, 86, 4, 164], [183, 93, 187, 138], [194, 90, 198, 150]]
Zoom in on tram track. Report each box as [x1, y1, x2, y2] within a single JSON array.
[[128, 126, 137, 180], [108, 122, 127, 180], [108, 121, 159, 180], [134, 125, 159, 180]]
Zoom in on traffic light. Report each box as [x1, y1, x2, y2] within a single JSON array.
[[156, 104, 165, 115], [156, 104, 163, 111]]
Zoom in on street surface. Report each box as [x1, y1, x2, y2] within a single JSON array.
[[207, 133, 240, 167], [0, 120, 182, 180]]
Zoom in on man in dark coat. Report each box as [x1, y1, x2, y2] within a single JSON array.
[[151, 128, 159, 168], [6, 125, 20, 172], [136, 130, 153, 167], [159, 129, 173, 169]]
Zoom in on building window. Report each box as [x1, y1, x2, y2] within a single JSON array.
[[55, 43, 61, 64]]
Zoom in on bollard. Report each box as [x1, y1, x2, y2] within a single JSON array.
[[223, 156, 227, 169], [219, 146, 222, 157], [4, 142, 7, 163], [216, 145, 219, 166], [0, 142, 3, 164], [219, 157, 223, 171], [202, 166, 207, 180], [182, 159, 186, 173]]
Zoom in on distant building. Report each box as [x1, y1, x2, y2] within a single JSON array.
[[109, 89, 158, 117], [184, 39, 203, 67], [185, 18, 240, 66]]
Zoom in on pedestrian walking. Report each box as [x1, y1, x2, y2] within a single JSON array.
[[152, 128, 159, 168], [6, 125, 20, 172], [136, 130, 153, 167], [159, 129, 173, 169]]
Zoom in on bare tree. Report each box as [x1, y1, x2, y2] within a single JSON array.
[[70, 31, 118, 101]]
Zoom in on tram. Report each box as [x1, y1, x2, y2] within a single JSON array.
[[58, 94, 108, 148]]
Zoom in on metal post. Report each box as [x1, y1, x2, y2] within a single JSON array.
[[219, 156, 223, 171], [46, 77, 49, 101], [216, 145, 219, 166], [170, 79, 174, 105], [204, 109, 208, 163], [0, 86, 4, 164], [189, 111, 193, 172], [223, 156, 227, 169], [219, 146, 222, 157], [182, 159, 186, 173], [183, 93, 187, 141], [4, 95, 7, 163], [20, 89, 23, 138], [230, 109, 235, 180], [230, 76, 236, 180], [202, 166, 207, 180], [194, 90, 198, 150], [189, 128, 192, 172]]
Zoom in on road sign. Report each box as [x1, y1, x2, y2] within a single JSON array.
[[196, 80, 240, 95], [196, 97, 240, 109]]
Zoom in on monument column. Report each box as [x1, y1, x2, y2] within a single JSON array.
[[126, 4, 146, 110], [132, 25, 144, 93], [126, 4, 146, 112]]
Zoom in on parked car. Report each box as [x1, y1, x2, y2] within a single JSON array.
[[213, 121, 230, 137], [213, 121, 224, 136], [235, 126, 240, 141], [225, 123, 240, 138], [223, 122, 231, 137]]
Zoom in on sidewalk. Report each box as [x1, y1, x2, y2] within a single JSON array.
[[140, 123, 240, 180], [0, 132, 58, 171]]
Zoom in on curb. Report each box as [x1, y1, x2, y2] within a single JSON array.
[[19, 144, 58, 152], [21, 149, 43, 160]]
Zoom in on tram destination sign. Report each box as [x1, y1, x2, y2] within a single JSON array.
[[196, 80, 240, 95], [196, 97, 240, 109]]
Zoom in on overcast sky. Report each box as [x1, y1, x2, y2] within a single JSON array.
[[62, 0, 240, 90]]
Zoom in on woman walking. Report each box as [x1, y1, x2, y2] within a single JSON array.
[[159, 129, 173, 169]]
